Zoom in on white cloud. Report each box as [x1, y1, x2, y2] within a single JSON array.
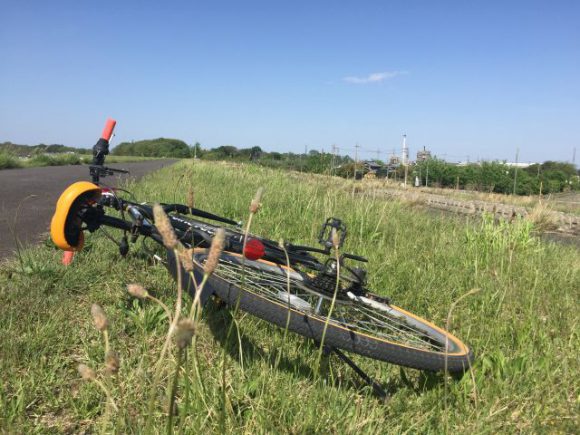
[[343, 71, 403, 84]]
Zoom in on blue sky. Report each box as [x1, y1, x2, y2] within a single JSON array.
[[1, 0, 579, 163]]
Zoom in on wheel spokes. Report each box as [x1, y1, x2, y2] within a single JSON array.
[[201, 256, 446, 352]]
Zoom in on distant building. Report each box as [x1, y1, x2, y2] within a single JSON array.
[[416, 147, 431, 162], [402, 135, 409, 166], [504, 162, 536, 168], [363, 161, 382, 172], [389, 155, 401, 165], [454, 161, 537, 168]]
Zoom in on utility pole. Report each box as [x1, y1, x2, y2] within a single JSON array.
[[573, 147, 576, 166], [331, 144, 336, 175], [329, 144, 334, 175], [402, 135, 409, 187], [513, 147, 519, 195], [354, 143, 360, 180]]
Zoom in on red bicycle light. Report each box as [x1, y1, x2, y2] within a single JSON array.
[[243, 238, 265, 261]]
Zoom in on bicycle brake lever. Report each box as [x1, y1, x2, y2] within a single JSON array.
[[89, 165, 129, 182]]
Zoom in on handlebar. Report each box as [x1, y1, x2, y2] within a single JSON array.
[[91, 118, 118, 180]]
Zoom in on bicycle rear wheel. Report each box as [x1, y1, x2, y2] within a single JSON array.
[[192, 250, 473, 372]]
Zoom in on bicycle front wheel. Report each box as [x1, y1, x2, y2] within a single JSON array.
[[192, 250, 474, 372]]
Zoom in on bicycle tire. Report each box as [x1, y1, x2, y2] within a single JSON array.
[[190, 250, 473, 372]]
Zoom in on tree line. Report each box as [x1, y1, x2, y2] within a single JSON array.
[[111, 139, 579, 195], [412, 159, 578, 195], [0, 142, 90, 157], [112, 139, 352, 174]]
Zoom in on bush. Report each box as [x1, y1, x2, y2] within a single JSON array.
[[113, 138, 192, 158], [0, 152, 22, 169], [27, 153, 81, 167]]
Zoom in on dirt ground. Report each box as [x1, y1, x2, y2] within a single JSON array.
[[0, 160, 176, 259]]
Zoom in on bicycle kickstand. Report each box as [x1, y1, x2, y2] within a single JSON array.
[[319, 344, 388, 400]]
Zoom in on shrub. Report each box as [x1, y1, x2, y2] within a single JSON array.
[[0, 152, 22, 169], [27, 153, 82, 167]]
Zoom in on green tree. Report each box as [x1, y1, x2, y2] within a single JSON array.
[[112, 138, 191, 157]]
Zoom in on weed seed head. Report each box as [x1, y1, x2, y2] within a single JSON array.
[[78, 363, 96, 381], [175, 319, 196, 350], [105, 350, 120, 375], [205, 228, 225, 276], [127, 283, 149, 299], [249, 187, 264, 214], [331, 228, 340, 250], [91, 303, 108, 331], [179, 248, 195, 272], [153, 203, 179, 249], [187, 187, 194, 209]]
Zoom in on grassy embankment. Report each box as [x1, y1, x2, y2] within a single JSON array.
[[415, 185, 580, 216], [0, 161, 578, 432], [0, 152, 162, 169], [356, 179, 580, 217]]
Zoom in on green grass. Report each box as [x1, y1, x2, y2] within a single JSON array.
[[1, 161, 578, 433]]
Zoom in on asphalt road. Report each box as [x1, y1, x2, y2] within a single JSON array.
[[0, 160, 176, 259]]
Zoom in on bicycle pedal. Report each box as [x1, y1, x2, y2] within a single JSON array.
[[318, 217, 347, 250]]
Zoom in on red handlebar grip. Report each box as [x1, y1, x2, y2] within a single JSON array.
[[101, 118, 117, 141]]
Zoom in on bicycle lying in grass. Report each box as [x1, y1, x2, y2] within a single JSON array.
[[50, 120, 474, 398]]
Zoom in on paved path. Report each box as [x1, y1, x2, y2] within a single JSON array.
[[0, 160, 177, 259]]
